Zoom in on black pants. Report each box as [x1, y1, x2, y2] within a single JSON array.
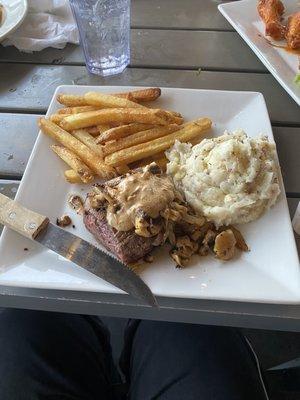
[[0, 309, 267, 400]]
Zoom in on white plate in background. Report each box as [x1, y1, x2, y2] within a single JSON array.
[[0, 0, 27, 41], [0, 85, 299, 303], [219, 0, 300, 106]]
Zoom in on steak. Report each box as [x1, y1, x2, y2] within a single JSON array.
[[83, 164, 175, 264], [83, 197, 155, 264]]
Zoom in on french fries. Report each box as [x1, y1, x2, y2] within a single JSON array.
[[51, 106, 103, 124], [85, 125, 112, 137], [84, 91, 144, 109], [60, 108, 173, 131], [39, 118, 116, 179], [96, 124, 113, 134], [152, 156, 168, 170], [115, 88, 161, 103], [64, 169, 83, 184], [50, 114, 67, 124], [57, 88, 161, 107], [57, 106, 101, 114], [116, 165, 130, 174], [85, 126, 101, 136], [169, 110, 182, 118], [104, 118, 212, 166], [134, 155, 168, 171], [71, 129, 103, 157], [57, 94, 87, 107], [47, 88, 213, 185], [164, 112, 183, 125], [103, 124, 181, 156], [131, 151, 166, 168], [190, 135, 205, 146], [96, 123, 156, 144], [51, 145, 94, 183]]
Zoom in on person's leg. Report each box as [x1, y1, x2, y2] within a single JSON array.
[[120, 320, 268, 400], [0, 309, 118, 400]]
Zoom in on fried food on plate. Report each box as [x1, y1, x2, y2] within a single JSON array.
[[84, 91, 144, 109], [96, 123, 156, 144], [85, 126, 101, 136], [71, 129, 103, 157], [60, 108, 174, 131], [103, 124, 181, 156], [57, 94, 87, 107], [114, 88, 161, 103], [51, 106, 101, 124], [131, 152, 168, 170], [64, 169, 83, 184], [50, 114, 68, 124], [57, 88, 161, 107], [51, 145, 94, 184], [164, 112, 183, 125], [85, 125, 113, 136], [104, 118, 212, 166], [57, 105, 100, 114], [95, 125, 113, 134], [39, 118, 116, 179], [71, 126, 109, 138], [258, 0, 285, 40], [116, 165, 130, 175], [286, 12, 300, 50], [84, 92, 182, 123]]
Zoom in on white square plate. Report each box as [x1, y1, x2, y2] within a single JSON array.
[[0, 86, 299, 303], [218, 0, 300, 106]]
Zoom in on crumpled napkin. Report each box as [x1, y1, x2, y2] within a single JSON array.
[[2, 0, 79, 52]]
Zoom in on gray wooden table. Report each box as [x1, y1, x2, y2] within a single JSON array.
[[0, 0, 299, 331]]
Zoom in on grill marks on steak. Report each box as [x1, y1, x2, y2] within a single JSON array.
[[83, 197, 155, 264]]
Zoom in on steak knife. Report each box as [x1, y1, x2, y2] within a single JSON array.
[[0, 193, 157, 307]]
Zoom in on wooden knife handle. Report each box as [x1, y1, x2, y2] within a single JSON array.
[[0, 193, 49, 240]]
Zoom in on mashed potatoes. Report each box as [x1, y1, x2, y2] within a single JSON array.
[[166, 130, 280, 227]]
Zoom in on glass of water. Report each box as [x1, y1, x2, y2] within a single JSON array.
[[69, 0, 130, 76]]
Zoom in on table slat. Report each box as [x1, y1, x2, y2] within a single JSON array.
[[131, 0, 234, 30], [0, 31, 266, 72], [2, 286, 300, 332], [0, 114, 39, 178], [0, 115, 299, 195], [0, 65, 298, 125]]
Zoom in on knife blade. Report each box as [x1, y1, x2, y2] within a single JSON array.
[[36, 223, 157, 306], [0, 193, 157, 307]]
